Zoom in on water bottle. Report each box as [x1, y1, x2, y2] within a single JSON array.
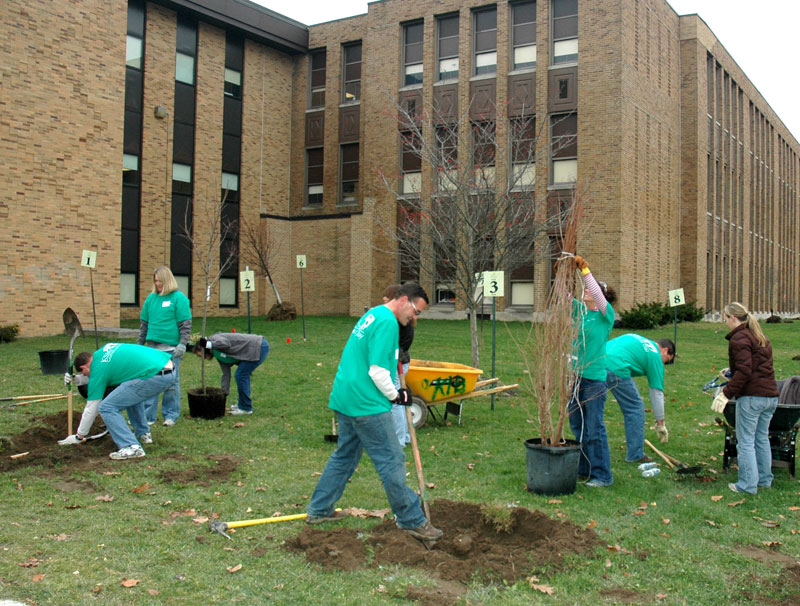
[[638, 462, 658, 471], [642, 468, 661, 478]]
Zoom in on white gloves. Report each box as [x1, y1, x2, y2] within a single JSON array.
[[58, 434, 84, 446], [64, 372, 73, 385], [173, 343, 186, 358], [64, 373, 88, 386], [711, 392, 729, 413], [656, 424, 669, 443]]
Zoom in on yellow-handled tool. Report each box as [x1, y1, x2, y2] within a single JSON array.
[[209, 510, 341, 539]]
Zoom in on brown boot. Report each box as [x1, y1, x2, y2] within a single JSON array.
[[404, 521, 443, 543]]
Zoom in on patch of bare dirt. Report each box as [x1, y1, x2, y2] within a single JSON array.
[[599, 587, 648, 603], [285, 499, 602, 603], [0, 411, 113, 474], [158, 454, 241, 485]]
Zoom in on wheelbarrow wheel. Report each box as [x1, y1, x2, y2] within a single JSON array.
[[409, 397, 428, 429]]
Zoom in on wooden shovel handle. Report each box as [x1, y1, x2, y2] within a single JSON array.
[[644, 439, 676, 469], [401, 373, 430, 521]]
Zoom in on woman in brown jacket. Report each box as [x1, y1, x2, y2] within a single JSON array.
[[711, 302, 779, 494]]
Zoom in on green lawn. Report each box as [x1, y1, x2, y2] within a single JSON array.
[[0, 315, 798, 605]]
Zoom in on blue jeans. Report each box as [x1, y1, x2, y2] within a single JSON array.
[[734, 395, 778, 493], [391, 362, 411, 447], [606, 371, 646, 462], [144, 355, 182, 423], [234, 338, 270, 411], [100, 371, 178, 449], [308, 410, 427, 529], [569, 377, 613, 485]]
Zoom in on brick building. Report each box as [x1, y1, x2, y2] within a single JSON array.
[[1, 0, 797, 336]]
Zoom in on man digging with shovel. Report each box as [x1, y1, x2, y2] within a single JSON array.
[[306, 282, 442, 547], [59, 343, 177, 459]]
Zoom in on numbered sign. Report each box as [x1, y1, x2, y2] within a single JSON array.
[[296, 255, 307, 269], [482, 271, 504, 298], [81, 250, 97, 269], [240, 270, 255, 292], [668, 288, 685, 307]]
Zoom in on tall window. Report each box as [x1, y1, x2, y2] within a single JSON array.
[[342, 42, 362, 103], [472, 121, 496, 188], [437, 14, 459, 81], [551, 113, 577, 185], [121, 0, 145, 305], [473, 8, 497, 76], [403, 22, 423, 86], [340, 143, 359, 204], [512, 1, 537, 70], [401, 131, 422, 195], [511, 116, 536, 188], [306, 148, 323, 207], [309, 50, 326, 108], [551, 0, 578, 64]]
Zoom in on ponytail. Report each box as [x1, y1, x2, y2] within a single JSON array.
[[723, 302, 767, 347]]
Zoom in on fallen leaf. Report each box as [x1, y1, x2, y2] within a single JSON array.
[[132, 483, 152, 494], [605, 558, 612, 568], [311, 472, 322, 477], [92, 585, 102, 594], [65, 504, 81, 509], [226, 564, 242, 573], [192, 516, 209, 524], [32, 573, 44, 582], [728, 499, 746, 507], [711, 495, 723, 502], [656, 593, 668, 599], [425, 482, 436, 489], [706, 520, 717, 526], [662, 518, 670, 524], [376, 584, 387, 593], [18, 557, 42, 568], [233, 422, 245, 428], [789, 506, 800, 511], [762, 521, 780, 528], [467, 463, 475, 470], [95, 495, 114, 502], [762, 541, 782, 548], [530, 583, 554, 595], [548, 499, 563, 505], [51, 533, 70, 541], [121, 578, 140, 587], [586, 519, 597, 529], [633, 510, 647, 516], [148, 589, 159, 596]]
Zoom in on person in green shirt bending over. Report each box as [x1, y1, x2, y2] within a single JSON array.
[[605, 334, 675, 464], [305, 282, 443, 547], [60, 343, 177, 460]]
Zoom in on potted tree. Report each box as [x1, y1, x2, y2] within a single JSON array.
[[511, 191, 584, 496], [183, 188, 237, 419]]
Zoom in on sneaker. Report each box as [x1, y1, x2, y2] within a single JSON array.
[[230, 406, 253, 415], [138, 433, 153, 445], [109, 446, 145, 460], [585, 479, 612, 487], [163, 418, 176, 427], [404, 521, 443, 543], [629, 455, 654, 464], [58, 434, 84, 446], [305, 510, 347, 525]]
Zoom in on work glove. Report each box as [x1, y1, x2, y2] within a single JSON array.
[[656, 423, 669, 443], [711, 392, 729, 413], [173, 343, 186, 359], [573, 255, 589, 272], [58, 434, 84, 446], [64, 372, 73, 386], [393, 388, 413, 406]]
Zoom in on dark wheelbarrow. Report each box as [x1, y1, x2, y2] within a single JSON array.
[[713, 377, 800, 478]]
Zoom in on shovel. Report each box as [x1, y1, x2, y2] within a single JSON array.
[[63, 308, 84, 436], [324, 416, 338, 442], [645, 439, 702, 475]]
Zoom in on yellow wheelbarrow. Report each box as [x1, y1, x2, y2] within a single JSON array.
[[404, 359, 518, 428]]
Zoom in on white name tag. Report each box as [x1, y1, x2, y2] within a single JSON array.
[[161, 301, 171, 307]]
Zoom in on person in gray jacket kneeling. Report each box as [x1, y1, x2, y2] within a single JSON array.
[[194, 333, 270, 415]]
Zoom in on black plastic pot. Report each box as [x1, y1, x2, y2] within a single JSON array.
[[524, 438, 581, 496], [187, 387, 227, 419], [39, 349, 70, 375]]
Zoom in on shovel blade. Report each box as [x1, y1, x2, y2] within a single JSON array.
[[63, 308, 84, 338]]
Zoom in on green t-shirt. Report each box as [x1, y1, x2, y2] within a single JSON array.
[[140, 290, 192, 345], [329, 305, 399, 417], [87, 343, 172, 400], [606, 334, 665, 390], [212, 349, 238, 365], [572, 298, 615, 381]]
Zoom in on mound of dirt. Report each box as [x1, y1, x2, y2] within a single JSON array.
[[0, 411, 112, 473], [285, 499, 602, 603]]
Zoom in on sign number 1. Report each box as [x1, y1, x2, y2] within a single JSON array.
[[81, 250, 97, 269]]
